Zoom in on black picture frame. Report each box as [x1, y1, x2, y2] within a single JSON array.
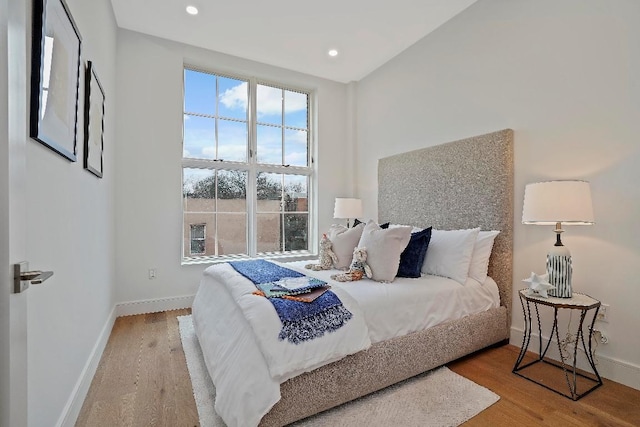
[[30, 0, 82, 161], [83, 61, 105, 178]]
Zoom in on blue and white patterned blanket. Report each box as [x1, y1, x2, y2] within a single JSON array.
[[229, 259, 353, 344]]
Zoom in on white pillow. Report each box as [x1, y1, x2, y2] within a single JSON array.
[[468, 230, 500, 284], [422, 228, 480, 285], [327, 223, 365, 269], [357, 220, 412, 282]]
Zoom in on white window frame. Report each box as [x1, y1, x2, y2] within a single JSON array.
[[182, 66, 316, 263]]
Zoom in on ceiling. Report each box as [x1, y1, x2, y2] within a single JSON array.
[[109, 0, 477, 83]]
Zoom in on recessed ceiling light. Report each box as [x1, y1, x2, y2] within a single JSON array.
[[186, 5, 198, 15], [328, 49, 339, 57]]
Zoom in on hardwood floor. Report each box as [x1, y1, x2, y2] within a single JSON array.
[[76, 310, 640, 426], [76, 309, 199, 427], [448, 346, 640, 427]]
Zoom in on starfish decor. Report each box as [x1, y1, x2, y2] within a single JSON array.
[[523, 272, 555, 298]]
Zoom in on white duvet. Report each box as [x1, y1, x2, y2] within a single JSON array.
[[191, 261, 499, 427], [192, 262, 371, 427]]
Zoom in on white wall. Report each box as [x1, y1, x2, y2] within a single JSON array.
[[355, 0, 640, 388], [25, 0, 118, 424], [114, 30, 352, 304]]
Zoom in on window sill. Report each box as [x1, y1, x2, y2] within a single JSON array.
[[181, 251, 317, 267]]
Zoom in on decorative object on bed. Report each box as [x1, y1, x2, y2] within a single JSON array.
[[396, 226, 432, 278], [253, 281, 330, 302], [192, 129, 513, 427], [422, 228, 480, 284], [522, 271, 555, 298], [30, 0, 82, 161], [327, 223, 365, 269], [330, 247, 372, 282], [228, 260, 353, 344], [305, 233, 338, 271], [357, 220, 412, 282], [522, 180, 595, 298], [333, 198, 363, 228]]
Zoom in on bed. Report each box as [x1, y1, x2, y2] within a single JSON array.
[[191, 129, 514, 427]]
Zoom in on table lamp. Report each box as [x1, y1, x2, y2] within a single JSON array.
[[333, 198, 363, 228], [522, 180, 595, 298]]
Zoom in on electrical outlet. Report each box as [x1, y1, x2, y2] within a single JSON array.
[[596, 303, 609, 322], [148, 268, 157, 279], [592, 329, 609, 344]]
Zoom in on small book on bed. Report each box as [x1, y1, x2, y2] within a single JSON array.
[[255, 283, 331, 302]]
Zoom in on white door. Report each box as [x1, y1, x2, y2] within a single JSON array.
[[1, 0, 29, 425]]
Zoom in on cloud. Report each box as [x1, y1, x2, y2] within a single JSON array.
[[284, 91, 307, 114], [256, 85, 282, 117], [286, 129, 307, 145], [284, 151, 308, 166], [220, 82, 248, 112], [218, 144, 248, 161], [201, 147, 216, 158], [219, 82, 307, 119]]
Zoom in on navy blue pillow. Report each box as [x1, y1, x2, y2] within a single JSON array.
[[396, 227, 432, 278]]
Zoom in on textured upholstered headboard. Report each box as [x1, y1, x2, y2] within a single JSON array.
[[378, 129, 514, 328]]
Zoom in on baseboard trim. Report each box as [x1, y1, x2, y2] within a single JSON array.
[[57, 306, 117, 427], [115, 294, 195, 317], [510, 326, 640, 391]]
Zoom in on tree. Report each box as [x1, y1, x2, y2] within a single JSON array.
[[184, 170, 305, 202], [184, 170, 247, 199]]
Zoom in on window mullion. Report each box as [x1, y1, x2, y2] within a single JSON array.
[[214, 171, 219, 256], [281, 88, 286, 166], [215, 76, 219, 160], [247, 77, 258, 257]]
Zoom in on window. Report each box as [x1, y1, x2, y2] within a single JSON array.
[[182, 68, 313, 261], [189, 224, 206, 255]]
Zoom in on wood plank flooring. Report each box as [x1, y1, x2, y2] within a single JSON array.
[[76, 310, 640, 426], [76, 309, 199, 427]]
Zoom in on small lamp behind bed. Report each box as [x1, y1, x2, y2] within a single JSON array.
[[333, 198, 363, 228], [522, 180, 595, 298]]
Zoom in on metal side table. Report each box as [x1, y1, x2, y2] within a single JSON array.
[[513, 289, 603, 400]]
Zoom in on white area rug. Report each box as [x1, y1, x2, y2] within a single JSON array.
[[178, 315, 499, 427]]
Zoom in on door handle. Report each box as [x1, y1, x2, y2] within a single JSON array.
[[20, 270, 54, 284], [14, 262, 54, 293]]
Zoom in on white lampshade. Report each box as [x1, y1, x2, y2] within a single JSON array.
[[333, 198, 363, 219], [522, 181, 595, 225], [522, 180, 595, 299]]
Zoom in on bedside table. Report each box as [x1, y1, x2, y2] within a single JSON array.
[[513, 289, 603, 400]]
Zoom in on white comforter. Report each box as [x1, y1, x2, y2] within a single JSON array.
[[192, 261, 500, 427], [192, 263, 371, 427]]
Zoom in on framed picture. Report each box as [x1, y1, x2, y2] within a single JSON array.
[[29, 0, 82, 161], [83, 61, 105, 178]]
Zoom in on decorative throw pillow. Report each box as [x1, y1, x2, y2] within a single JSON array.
[[357, 220, 412, 282], [422, 228, 480, 285], [468, 230, 500, 283], [327, 223, 365, 269], [397, 227, 433, 278]]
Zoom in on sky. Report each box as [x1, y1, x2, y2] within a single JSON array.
[[182, 69, 310, 203], [183, 69, 308, 166]]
